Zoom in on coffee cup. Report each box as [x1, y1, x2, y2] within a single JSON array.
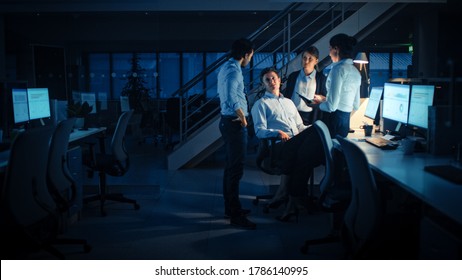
[[360, 125, 373, 137], [402, 138, 416, 155]]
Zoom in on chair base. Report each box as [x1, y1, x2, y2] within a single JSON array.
[[84, 192, 140, 216]]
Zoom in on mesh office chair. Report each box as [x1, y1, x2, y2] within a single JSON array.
[[83, 109, 140, 216], [2, 126, 90, 259], [336, 136, 382, 258], [47, 119, 88, 231], [300, 120, 351, 254], [336, 136, 419, 259]]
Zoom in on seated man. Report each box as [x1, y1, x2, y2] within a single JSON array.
[[251, 67, 324, 222]]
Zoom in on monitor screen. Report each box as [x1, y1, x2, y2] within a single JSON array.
[[364, 87, 383, 120], [12, 88, 30, 123], [408, 85, 435, 129], [382, 82, 410, 124], [27, 88, 51, 120]]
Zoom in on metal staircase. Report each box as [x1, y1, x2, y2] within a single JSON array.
[[167, 2, 407, 170]]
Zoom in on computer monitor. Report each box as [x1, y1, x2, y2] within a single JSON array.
[[12, 88, 30, 124], [27, 88, 51, 120], [408, 85, 435, 129], [382, 82, 410, 124], [364, 87, 383, 122]]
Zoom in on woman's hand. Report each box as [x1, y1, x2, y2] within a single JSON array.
[[312, 94, 326, 104]]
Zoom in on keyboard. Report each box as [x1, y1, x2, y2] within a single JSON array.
[[365, 137, 398, 150]]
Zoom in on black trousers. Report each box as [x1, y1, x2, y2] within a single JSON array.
[[277, 126, 324, 196], [219, 116, 247, 216]]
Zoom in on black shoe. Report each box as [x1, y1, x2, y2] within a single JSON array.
[[224, 208, 251, 219], [276, 209, 299, 223], [230, 215, 256, 230]]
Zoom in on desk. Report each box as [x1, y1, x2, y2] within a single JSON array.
[[0, 127, 106, 171], [69, 127, 106, 143], [348, 132, 462, 226]]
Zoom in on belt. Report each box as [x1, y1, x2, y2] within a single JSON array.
[[221, 115, 237, 119]]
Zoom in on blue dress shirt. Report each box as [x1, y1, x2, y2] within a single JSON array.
[[217, 58, 248, 117]]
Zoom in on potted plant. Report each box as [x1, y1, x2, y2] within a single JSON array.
[[67, 101, 93, 129]]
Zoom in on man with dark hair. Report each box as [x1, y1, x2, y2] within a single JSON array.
[[217, 38, 256, 229], [252, 68, 323, 222]]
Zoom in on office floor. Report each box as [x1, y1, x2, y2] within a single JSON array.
[[35, 135, 346, 260]]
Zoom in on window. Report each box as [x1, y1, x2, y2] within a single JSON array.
[[88, 53, 110, 100], [159, 53, 180, 99], [182, 53, 204, 97]]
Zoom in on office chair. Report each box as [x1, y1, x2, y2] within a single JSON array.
[[300, 120, 351, 254], [253, 137, 287, 212], [83, 109, 140, 216], [335, 136, 419, 259], [47, 118, 86, 231], [1, 126, 90, 259]]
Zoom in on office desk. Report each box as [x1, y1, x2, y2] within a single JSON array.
[[0, 127, 106, 171], [69, 127, 106, 143], [348, 132, 462, 226]]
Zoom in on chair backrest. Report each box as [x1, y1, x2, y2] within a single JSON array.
[[111, 109, 134, 163], [47, 118, 76, 211], [314, 120, 351, 211], [314, 120, 334, 194], [336, 136, 382, 255], [2, 126, 55, 227]]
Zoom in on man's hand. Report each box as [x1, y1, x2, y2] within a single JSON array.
[[278, 130, 290, 142]]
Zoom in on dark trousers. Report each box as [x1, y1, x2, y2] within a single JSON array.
[[323, 110, 350, 138], [219, 116, 248, 216], [278, 126, 324, 196]]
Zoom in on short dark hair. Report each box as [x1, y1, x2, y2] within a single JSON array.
[[259, 67, 279, 83], [329, 33, 357, 59], [303, 46, 320, 59], [230, 38, 254, 60]]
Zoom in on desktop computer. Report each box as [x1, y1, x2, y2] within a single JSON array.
[[427, 105, 462, 155]]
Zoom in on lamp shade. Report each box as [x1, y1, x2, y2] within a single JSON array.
[[353, 52, 368, 64]]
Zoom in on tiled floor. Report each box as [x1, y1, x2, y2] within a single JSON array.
[[45, 136, 345, 260]]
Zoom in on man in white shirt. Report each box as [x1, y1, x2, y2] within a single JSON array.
[[251, 68, 324, 221]]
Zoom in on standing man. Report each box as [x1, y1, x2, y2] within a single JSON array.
[[217, 38, 255, 229]]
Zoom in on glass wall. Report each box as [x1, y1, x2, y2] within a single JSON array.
[[88, 53, 110, 102], [159, 53, 180, 99]]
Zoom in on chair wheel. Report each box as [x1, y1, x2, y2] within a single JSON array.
[[134, 204, 140, 210]]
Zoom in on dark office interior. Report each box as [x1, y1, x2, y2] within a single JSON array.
[[1, 0, 462, 261]]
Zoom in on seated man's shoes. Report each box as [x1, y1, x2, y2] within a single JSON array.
[[224, 208, 251, 219], [230, 215, 256, 230]]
